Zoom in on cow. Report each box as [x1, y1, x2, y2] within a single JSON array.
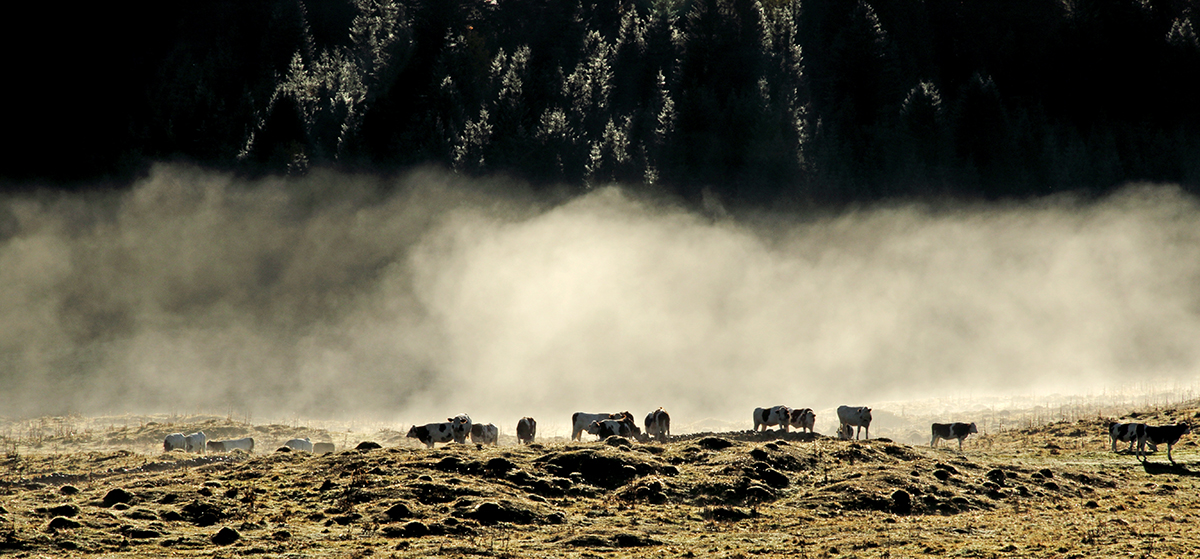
[[1110, 422, 1154, 453], [470, 423, 499, 445], [406, 422, 456, 448], [163, 433, 186, 452], [837, 406, 872, 440], [753, 406, 792, 432], [313, 442, 335, 455], [645, 408, 671, 442], [449, 414, 473, 444], [285, 437, 313, 453], [931, 422, 978, 451], [789, 408, 816, 433], [516, 417, 537, 445], [589, 419, 637, 439], [184, 432, 207, 454], [837, 424, 855, 440], [572, 412, 614, 441], [1137, 423, 1191, 464], [207, 437, 255, 453]]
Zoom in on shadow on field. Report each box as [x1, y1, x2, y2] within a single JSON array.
[[1141, 461, 1200, 477]]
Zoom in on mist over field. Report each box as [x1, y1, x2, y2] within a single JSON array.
[[3, 165, 1200, 433]]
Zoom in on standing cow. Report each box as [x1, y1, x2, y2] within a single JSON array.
[[753, 406, 792, 432], [1109, 422, 1154, 453], [645, 408, 671, 442], [789, 408, 816, 433], [184, 432, 207, 454], [516, 417, 537, 445], [470, 423, 499, 445], [407, 422, 456, 448], [164, 433, 187, 452], [1138, 423, 1191, 464], [837, 406, 872, 440], [449, 414, 473, 444], [572, 412, 619, 441], [931, 422, 977, 451]]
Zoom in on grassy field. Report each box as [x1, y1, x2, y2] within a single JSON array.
[[2, 404, 1199, 558]]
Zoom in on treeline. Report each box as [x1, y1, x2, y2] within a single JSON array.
[[7, 0, 1200, 206]]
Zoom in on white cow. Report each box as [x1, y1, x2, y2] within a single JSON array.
[[753, 406, 792, 432], [837, 406, 872, 440], [207, 437, 255, 453], [470, 423, 499, 445], [406, 422, 456, 448], [184, 432, 207, 454], [163, 433, 187, 452], [572, 412, 614, 441], [449, 414, 473, 444], [285, 437, 313, 453]]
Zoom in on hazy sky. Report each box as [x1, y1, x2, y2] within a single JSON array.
[[3, 165, 1199, 433]]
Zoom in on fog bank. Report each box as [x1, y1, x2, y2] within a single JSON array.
[[3, 165, 1199, 432]]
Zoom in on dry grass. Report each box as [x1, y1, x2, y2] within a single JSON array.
[[2, 405, 1200, 558]]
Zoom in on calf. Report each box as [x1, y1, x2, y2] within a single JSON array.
[[931, 422, 978, 451], [1109, 422, 1154, 453], [184, 432, 207, 454], [208, 437, 254, 453], [645, 408, 671, 442], [163, 433, 186, 452], [449, 414, 473, 444], [285, 437, 313, 453], [407, 422, 456, 448], [1138, 423, 1191, 464], [837, 406, 872, 440], [470, 423, 499, 445], [753, 406, 792, 432], [789, 408, 816, 433], [516, 417, 537, 444]]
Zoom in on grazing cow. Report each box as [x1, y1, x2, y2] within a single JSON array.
[[184, 432, 207, 454], [207, 437, 254, 453], [753, 406, 792, 432], [572, 412, 614, 441], [313, 442, 335, 455], [837, 406, 872, 440], [645, 408, 671, 442], [1109, 422, 1155, 453], [164, 433, 187, 452], [789, 408, 816, 433], [931, 422, 978, 451], [285, 437, 313, 453], [406, 422, 456, 448], [516, 417, 537, 445], [589, 419, 637, 439], [449, 414, 473, 444], [470, 423, 499, 445], [1138, 423, 1191, 463]]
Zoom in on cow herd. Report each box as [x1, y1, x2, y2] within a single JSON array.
[[161, 409, 1191, 464]]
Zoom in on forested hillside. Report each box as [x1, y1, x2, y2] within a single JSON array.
[[7, 0, 1199, 206]]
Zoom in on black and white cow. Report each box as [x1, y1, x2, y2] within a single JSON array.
[[789, 408, 816, 433], [753, 406, 792, 432], [407, 422, 456, 448], [931, 422, 978, 451], [1109, 422, 1155, 453], [449, 414, 473, 444], [837, 406, 872, 440], [1138, 423, 1191, 464], [645, 408, 671, 442], [516, 417, 537, 445], [589, 419, 637, 439], [470, 422, 499, 445]]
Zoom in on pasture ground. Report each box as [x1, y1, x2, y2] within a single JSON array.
[[2, 405, 1200, 558]]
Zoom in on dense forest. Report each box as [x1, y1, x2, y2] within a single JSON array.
[[6, 0, 1200, 206]]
